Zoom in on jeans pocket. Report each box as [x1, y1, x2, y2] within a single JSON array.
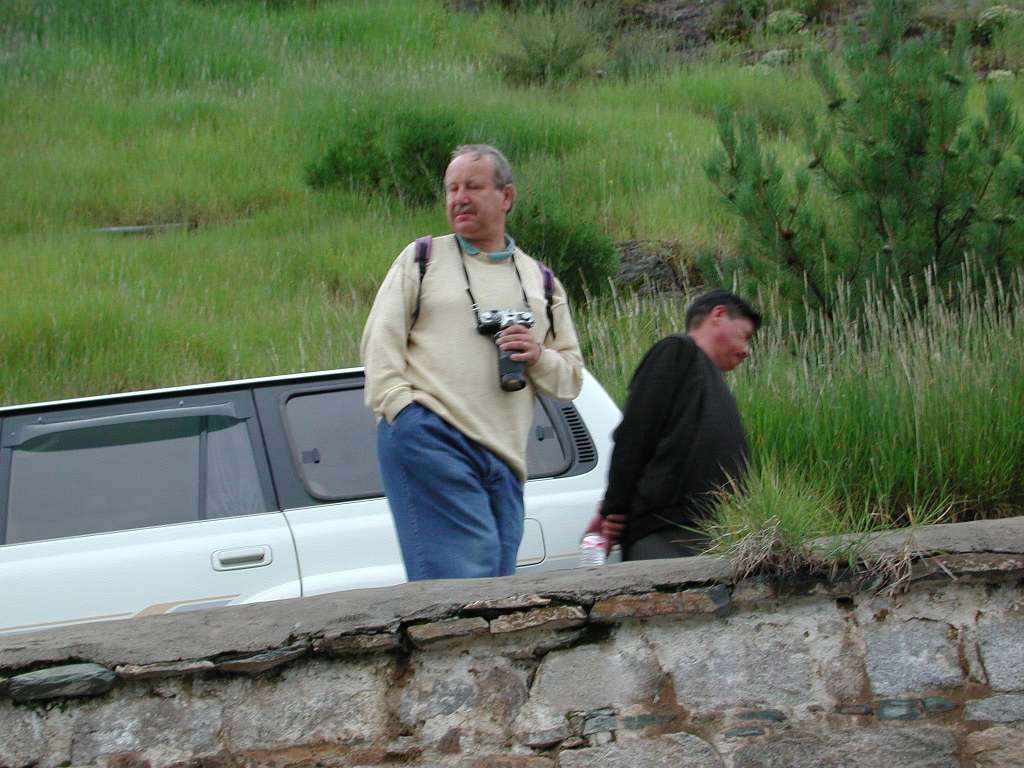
[[390, 402, 417, 428]]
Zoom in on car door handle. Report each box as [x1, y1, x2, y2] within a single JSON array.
[[212, 545, 273, 571]]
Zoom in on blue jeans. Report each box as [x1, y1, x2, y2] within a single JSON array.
[[377, 403, 524, 581]]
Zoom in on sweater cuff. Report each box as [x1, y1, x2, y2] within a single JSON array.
[[529, 347, 559, 379]]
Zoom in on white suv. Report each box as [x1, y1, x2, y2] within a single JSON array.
[[0, 368, 620, 636]]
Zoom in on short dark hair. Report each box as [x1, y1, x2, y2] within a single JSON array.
[[685, 289, 762, 331]]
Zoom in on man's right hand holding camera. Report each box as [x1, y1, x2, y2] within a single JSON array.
[[496, 324, 541, 365]]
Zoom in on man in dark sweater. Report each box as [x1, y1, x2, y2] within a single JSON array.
[[584, 289, 761, 560]]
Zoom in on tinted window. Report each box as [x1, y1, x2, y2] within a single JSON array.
[[285, 388, 382, 500], [526, 399, 570, 479], [6, 415, 266, 544], [284, 389, 571, 502]]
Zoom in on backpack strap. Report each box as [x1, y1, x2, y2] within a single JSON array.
[[410, 235, 432, 327], [536, 260, 556, 339]]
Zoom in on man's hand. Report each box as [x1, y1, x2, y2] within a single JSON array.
[[496, 324, 541, 366], [601, 513, 626, 547], [583, 503, 626, 548]]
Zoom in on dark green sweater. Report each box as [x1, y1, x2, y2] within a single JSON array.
[[602, 334, 748, 548]]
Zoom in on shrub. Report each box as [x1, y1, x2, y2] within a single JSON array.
[[509, 187, 618, 299], [974, 3, 1024, 45], [305, 107, 460, 206], [710, 0, 768, 41], [983, 14, 1024, 69], [496, 1, 618, 87], [305, 100, 584, 206], [766, 8, 808, 34]]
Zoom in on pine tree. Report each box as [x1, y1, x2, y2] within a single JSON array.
[[705, 0, 1024, 316]]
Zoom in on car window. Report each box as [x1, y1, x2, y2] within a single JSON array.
[[285, 388, 381, 500], [526, 399, 570, 479], [5, 414, 267, 545], [283, 389, 571, 501]]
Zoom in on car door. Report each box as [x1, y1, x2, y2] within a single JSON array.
[[0, 390, 300, 636]]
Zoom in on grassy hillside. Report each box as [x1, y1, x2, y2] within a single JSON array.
[[2, 0, 1022, 547], [0, 0, 830, 397]]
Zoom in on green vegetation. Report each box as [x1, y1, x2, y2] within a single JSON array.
[[1, 0, 1022, 568], [707, 0, 1024, 318], [584, 268, 1024, 548]]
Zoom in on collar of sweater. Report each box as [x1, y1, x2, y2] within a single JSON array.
[[456, 234, 517, 262]]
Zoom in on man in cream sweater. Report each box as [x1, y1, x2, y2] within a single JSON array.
[[361, 145, 583, 581]]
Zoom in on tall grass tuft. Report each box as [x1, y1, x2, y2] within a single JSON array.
[[735, 266, 1024, 524]]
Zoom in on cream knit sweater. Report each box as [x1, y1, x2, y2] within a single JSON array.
[[361, 234, 584, 481]]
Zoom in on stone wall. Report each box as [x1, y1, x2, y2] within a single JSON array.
[[1, 518, 1023, 768]]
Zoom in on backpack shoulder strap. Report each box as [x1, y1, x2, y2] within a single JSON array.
[[536, 260, 556, 339], [411, 235, 432, 326]]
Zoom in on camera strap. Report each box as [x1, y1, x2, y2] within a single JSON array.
[[409, 235, 556, 338], [454, 237, 531, 322]]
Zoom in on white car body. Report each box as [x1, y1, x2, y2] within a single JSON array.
[[0, 368, 620, 636]]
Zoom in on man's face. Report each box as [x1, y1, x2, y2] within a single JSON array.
[[444, 154, 514, 247], [706, 308, 756, 372]]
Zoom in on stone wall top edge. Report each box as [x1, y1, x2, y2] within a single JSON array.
[[0, 517, 1020, 677]]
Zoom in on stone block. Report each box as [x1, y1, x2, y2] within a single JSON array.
[[875, 698, 923, 721], [521, 640, 663, 714], [863, 619, 961, 697], [462, 595, 551, 615], [590, 586, 729, 622], [978, 617, 1024, 691], [735, 709, 787, 722], [731, 726, 958, 767], [115, 660, 215, 680], [965, 724, 1024, 768], [449, 757, 555, 768], [400, 654, 529, 748], [557, 732, 723, 767], [0, 704, 71, 768], [723, 727, 765, 738], [515, 716, 570, 749], [216, 643, 307, 674], [922, 696, 957, 714], [220, 657, 391, 750], [314, 632, 401, 655], [618, 713, 677, 730], [70, 689, 223, 765], [407, 617, 490, 648], [731, 578, 777, 606], [642, 599, 861, 710], [836, 704, 873, 716], [582, 713, 617, 735], [9, 663, 117, 702], [965, 693, 1024, 722], [489, 606, 586, 634]]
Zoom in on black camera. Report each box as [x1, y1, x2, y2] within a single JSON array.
[[476, 310, 534, 392]]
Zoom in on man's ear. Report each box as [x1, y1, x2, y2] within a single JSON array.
[[501, 184, 515, 214], [709, 304, 729, 323]]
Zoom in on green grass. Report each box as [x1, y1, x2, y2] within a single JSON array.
[[580, 267, 1024, 557], [1, 0, 1022, 556]]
